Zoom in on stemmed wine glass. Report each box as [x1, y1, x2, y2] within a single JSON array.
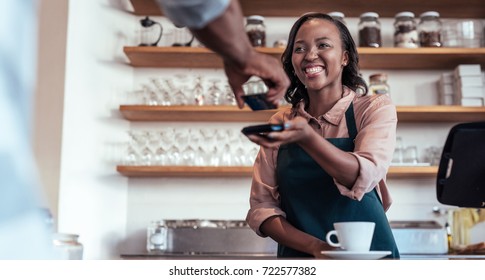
[[150, 77, 171, 106], [154, 127, 175, 165], [206, 79, 222, 105], [192, 75, 205, 106], [222, 83, 236, 106]]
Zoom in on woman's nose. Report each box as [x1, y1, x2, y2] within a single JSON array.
[[304, 47, 318, 60]]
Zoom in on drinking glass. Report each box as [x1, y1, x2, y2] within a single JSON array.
[[403, 145, 418, 165], [206, 79, 222, 105], [150, 77, 171, 106], [192, 75, 205, 106], [199, 128, 216, 166], [222, 83, 237, 106], [392, 136, 404, 164], [139, 131, 155, 165]]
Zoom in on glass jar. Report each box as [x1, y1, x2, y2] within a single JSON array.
[[394, 12, 418, 48], [418, 11, 442, 47], [52, 233, 83, 260], [246, 15, 266, 47], [368, 73, 390, 96], [328, 11, 346, 25], [358, 12, 382, 48], [147, 220, 168, 252]]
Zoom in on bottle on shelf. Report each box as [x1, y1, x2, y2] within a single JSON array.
[[394, 12, 418, 48], [358, 12, 382, 48], [368, 73, 390, 96], [418, 11, 442, 47], [328, 11, 346, 25], [245, 15, 266, 47]]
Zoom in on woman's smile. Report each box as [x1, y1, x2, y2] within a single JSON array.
[[304, 65, 325, 77]]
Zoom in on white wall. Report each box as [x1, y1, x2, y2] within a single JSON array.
[[54, 4, 464, 259], [59, 0, 134, 259], [33, 0, 68, 225]]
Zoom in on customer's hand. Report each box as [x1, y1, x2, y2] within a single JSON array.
[[224, 50, 290, 109], [245, 117, 312, 148]]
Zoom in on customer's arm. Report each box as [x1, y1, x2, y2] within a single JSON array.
[[157, 0, 289, 108]]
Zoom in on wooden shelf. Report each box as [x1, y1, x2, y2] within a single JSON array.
[[117, 165, 253, 177], [119, 105, 276, 122], [397, 106, 485, 122], [387, 166, 438, 178], [123, 46, 485, 70], [120, 105, 485, 123], [117, 165, 438, 178], [129, 0, 485, 18]]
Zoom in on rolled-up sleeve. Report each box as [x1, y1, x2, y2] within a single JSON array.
[[246, 145, 286, 236], [333, 95, 397, 205], [156, 0, 230, 29], [246, 112, 291, 236]]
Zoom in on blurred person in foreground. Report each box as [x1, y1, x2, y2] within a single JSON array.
[[0, 0, 288, 258], [245, 13, 400, 258], [0, 0, 56, 259]]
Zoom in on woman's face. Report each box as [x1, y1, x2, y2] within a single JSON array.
[[291, 18, 348, 92]]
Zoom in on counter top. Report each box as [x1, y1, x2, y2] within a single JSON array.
[[400, 254, 485, 260], [121, 252, 278, 260], [121, 253, 485, 260]]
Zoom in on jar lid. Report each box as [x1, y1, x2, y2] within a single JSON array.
[[420, 11, 440, 18], [52, 233, 79, 242], [395, 11, 415, 19], [369, 73, 388, 82], [247, 15, 265, 22], [328, 11, 345, 18], [360, 12, 379, 19]]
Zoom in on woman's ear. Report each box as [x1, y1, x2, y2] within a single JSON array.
[[342, 51, 349, 66]]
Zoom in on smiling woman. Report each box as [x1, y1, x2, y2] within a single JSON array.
[[244, 13, 399, 259]]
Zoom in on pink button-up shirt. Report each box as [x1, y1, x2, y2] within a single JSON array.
[[246, 87, 397, 236]]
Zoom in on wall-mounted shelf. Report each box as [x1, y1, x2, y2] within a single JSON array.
[[123, 46, 485, 70], [396, 106, 485, 122], [117, 165, 438, 178], [119, 105, 272, 122], [117, 165, 252, 177], [119, 105, 485, 123], [128, 0, 485, 18]]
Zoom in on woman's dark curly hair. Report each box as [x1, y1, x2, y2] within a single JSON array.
[[281, 13, 368, 107]]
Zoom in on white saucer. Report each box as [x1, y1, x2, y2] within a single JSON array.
[[320, 250, 392, 260]]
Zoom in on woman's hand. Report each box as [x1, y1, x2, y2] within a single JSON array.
[[245, 117, 313, 148], [311, 240, 338, 259]]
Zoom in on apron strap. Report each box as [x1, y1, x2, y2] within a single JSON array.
[[345, 102, 357, 140]]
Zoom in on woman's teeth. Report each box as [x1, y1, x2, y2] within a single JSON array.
[[305, 66, 323, 74]]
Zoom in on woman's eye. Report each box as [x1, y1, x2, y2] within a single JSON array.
[[294, 46, 305, 52], [318, 43, 330, 48]]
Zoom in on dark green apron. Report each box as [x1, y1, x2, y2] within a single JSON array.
[[276, 103, 400, 259]]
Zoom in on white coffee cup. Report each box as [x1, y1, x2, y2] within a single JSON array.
[[325, 221, 375, 252]]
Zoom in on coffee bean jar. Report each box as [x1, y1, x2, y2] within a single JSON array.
[[246, 15, 266, 47], [394, 12, 418, 48], [358, 12, 382, 48], [418, 11, 442, 47]]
